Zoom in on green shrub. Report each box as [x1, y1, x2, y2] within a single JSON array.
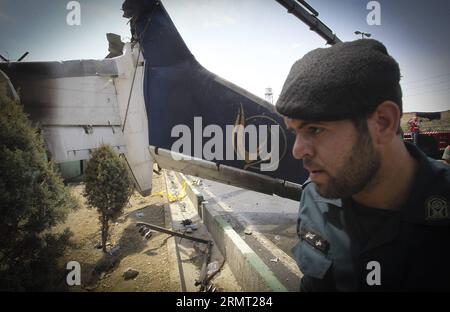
[[83, 145, 133, 252], [0, 91, 78, 291]]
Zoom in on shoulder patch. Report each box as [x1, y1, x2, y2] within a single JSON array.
[[426, 195, 448, 220]]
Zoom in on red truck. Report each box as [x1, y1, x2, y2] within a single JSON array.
[[404, 130, 450, 159]]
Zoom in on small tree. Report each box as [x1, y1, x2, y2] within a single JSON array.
[[0, 87, 78, 291], [83, 145, 133, 253]]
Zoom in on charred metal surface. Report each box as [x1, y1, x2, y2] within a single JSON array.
[[0, 59, 118, 81], [0, 59, 119, 126]]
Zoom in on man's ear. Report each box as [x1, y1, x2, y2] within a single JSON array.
[[368, 101, 401, 144]]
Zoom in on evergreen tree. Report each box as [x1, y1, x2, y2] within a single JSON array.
[[0, 86, 78, 291], [83, 145, 133, 253]]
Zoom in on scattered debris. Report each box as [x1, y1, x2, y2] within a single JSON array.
[[135, 211, 145, 218], [205, 260, 226, 286], [195, 240, 214, 291], [181, 219, 193, 226], [136, 222, 210, 244], [203, 284, 216, 292], [178, 202, 186, 212], [109, 244, 121, 256], [123, 268, 139, 280], [185, 224, 198, 231], [181, 219, 197, 234], [167, 181, 187, 203], [274, 235, 281, 241], [153, 164, 162, 175], [144, 229, 154, 240], [138, 225, 154, 239], [270, 257, 279, 263], [207, 261, 219, 275]]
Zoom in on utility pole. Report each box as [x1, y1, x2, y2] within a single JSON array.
[[265, 87, 273, 104]]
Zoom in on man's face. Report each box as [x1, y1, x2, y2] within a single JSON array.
[[285, 117, 381, 199]]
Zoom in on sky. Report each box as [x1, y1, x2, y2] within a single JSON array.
[[0, 0, 449, 113]]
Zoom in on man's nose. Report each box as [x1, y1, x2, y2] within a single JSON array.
[[292, 134, 313, 160]]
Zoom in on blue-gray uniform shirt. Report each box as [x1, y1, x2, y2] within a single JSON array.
[[292, 142, 450, 291]]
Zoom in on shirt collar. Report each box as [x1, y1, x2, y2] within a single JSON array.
[[302, 178, 343, 207]]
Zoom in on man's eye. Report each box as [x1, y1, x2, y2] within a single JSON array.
[[308, 127, 323, 135]]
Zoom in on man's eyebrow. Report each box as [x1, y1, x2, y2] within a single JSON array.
[[289, 121, 324, 130]]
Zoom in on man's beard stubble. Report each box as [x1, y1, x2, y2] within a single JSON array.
[[305, 132, 381, 199]]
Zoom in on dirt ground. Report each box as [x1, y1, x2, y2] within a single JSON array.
[[55, 171, 176, 292]]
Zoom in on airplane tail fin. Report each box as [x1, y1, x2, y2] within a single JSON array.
[[123, 0, 308, 199]]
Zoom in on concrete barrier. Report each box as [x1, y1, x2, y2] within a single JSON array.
[[175, 172, 288, 292]]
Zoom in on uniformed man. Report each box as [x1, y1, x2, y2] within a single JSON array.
[[276, 39, 450, 291]]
